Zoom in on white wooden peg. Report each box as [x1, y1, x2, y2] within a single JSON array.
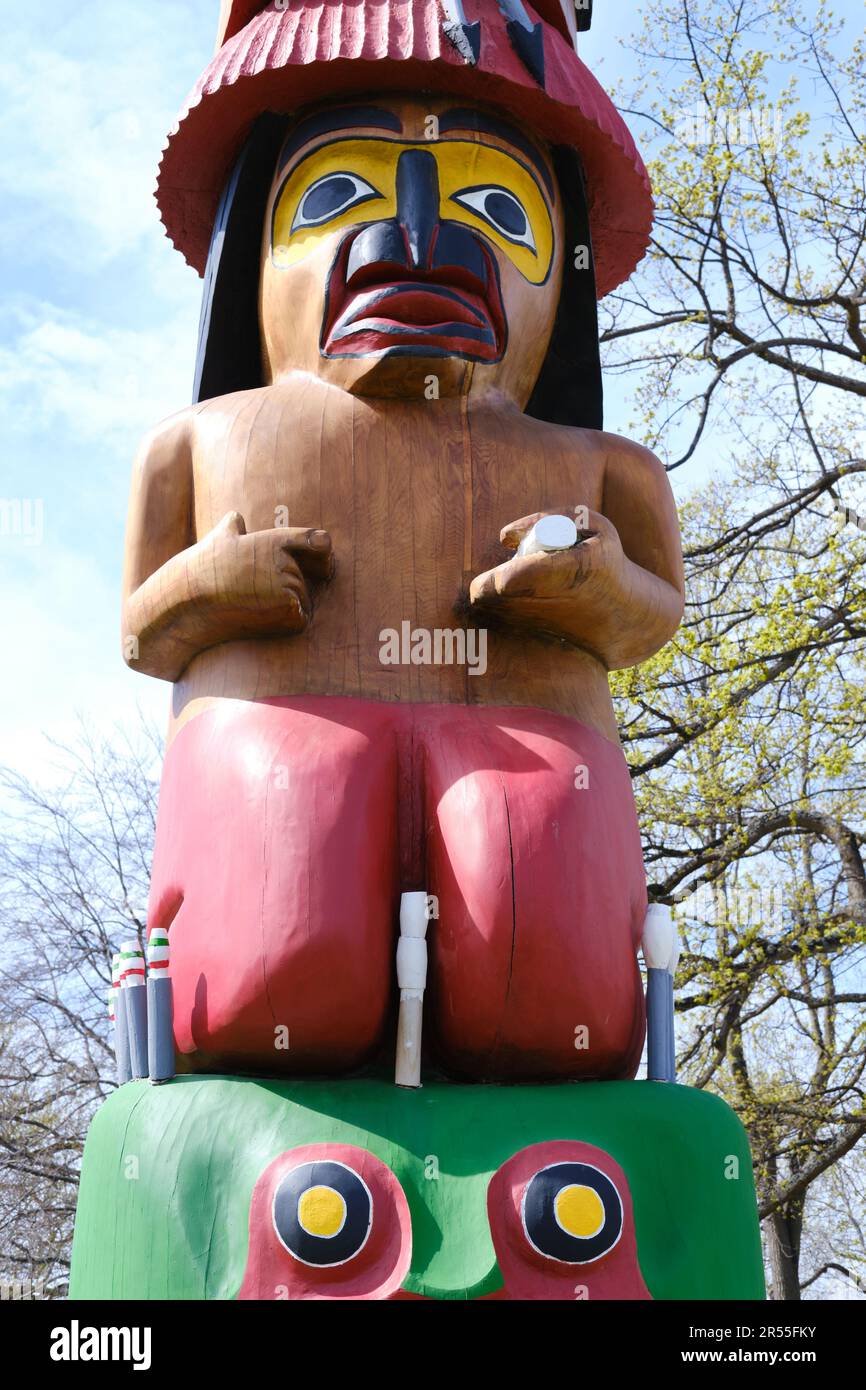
[[395, 891, 430, 1088], [641, 904, 680, 1083]]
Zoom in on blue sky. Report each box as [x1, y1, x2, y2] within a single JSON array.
[[0, 1, 855, 775], [0, 1, 219, 770]]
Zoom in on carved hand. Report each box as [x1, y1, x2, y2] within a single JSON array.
[[190, 511, 334, 627], [469, 507, 682, 670], [124, 510, 333, 681]]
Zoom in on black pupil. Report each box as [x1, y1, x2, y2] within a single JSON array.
[[303, 176, 357, 222], [485, 191, 526, 237]]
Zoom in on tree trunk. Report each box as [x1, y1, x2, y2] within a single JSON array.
[[767, 1206, 804, 1300]]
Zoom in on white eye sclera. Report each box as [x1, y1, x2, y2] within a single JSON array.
[[450, 186, 537, 253], [290, 172, 382, 232]]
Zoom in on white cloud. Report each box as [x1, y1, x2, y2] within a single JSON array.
[[0, 4, 215, 779], [0, 2, 212, 273], [0, 293, 195, 780], [0, 299, 196, 450], [0, 538, 167, 775]]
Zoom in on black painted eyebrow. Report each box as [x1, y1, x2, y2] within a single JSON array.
[[438, 109, 554, 201], [277, 106, 402, 173]]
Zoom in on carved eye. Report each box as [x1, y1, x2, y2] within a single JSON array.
[[291, 172, 381, 231], [450, 185, 537, 252], [272, 1159, 373, 1267], [521, 1161, 623, 1264]]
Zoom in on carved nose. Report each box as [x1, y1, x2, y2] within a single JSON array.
[[344, 147, 488, 287], [395, 148, 439, 269]]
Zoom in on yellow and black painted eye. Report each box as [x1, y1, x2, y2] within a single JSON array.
[[272, 137, 553, 283], [521, 1161, 623, 1264], [291, 171, 382, 232], [272, 1159, 372, 1267], [450, 185, 537, 253]]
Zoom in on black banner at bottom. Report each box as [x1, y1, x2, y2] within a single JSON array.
[[6, 1295, 857, 1376]]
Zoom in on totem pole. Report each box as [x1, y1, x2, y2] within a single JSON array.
[[70, 0, 765, 1299]]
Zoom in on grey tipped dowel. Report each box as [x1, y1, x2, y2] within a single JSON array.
[[641, 904, 680, 1083], [395, 892, 430, 1089], [120, 940, 148, 1079], [112, 953, 132, 1086], [665, 928, 681, 1083], [645, 968, 669, 1082], [147, 928, 175, 1083]]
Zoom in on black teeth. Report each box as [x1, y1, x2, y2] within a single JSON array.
[[442, 19, 481, 64], [506, 18, 545, 87]]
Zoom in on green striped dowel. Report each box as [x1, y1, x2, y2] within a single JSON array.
[[146, 928, 175, 1083], [120, 941, 148, 1080], [112, 953, 132, 1085]]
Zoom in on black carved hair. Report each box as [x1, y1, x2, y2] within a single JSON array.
[[193, 112, 602, 430]]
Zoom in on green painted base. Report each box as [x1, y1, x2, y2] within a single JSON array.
[[69, 1076, 764, 1300]]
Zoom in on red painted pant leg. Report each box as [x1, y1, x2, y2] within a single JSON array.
[[422, 706, 647, 1080], [148, 698, 400, 1073]]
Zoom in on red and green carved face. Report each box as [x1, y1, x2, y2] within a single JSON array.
[[238, 1140, 650, 1300], [69, 1077, 766, 1301]]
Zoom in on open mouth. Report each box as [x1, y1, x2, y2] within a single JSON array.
[[321, 238, 506, 362]]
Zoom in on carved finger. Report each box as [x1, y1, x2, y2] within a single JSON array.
[[274, 527, 334, 580]]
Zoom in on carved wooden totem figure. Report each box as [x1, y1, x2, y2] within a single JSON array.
[[70, 1, 766, 1302]]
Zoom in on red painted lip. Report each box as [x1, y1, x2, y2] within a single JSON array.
[[321, 240, 506, 361]]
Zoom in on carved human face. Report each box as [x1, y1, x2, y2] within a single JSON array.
[[260, 97, 564, 406]]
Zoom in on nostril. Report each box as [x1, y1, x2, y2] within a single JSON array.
[[346, 259, 415, 290], [345, 221, 410, 282], [432, 222, 488, 284]]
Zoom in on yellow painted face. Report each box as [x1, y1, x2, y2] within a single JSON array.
[[272, 137, 554, 285]]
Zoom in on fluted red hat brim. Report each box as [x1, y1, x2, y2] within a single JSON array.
[[155, 0, 653, 299]]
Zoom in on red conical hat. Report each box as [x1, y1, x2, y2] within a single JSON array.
[[156, 0, 652, 298], [214, 0, 581, 49]]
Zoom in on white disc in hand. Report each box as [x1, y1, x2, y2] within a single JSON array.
[[517, 514, 579, 556]]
